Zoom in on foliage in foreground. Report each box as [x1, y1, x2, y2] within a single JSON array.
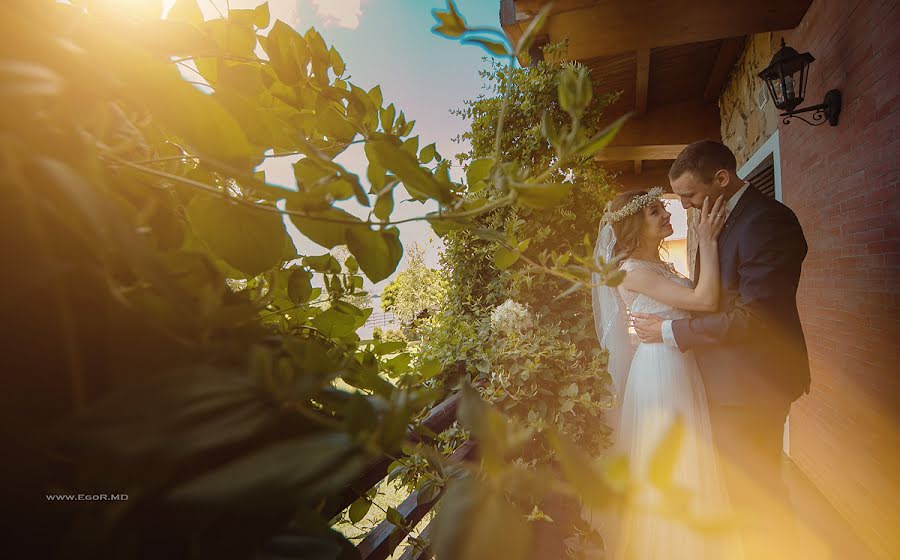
[[1, 1, 634, 559]]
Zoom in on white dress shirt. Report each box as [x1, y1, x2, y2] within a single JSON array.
[[660, 183, 750, 348]]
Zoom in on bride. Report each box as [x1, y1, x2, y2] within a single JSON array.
[[588, 187, 742, 559]]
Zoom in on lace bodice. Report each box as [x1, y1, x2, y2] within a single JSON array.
[[618, 259, 693, 320]]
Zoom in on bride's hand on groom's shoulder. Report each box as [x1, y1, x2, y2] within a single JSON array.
[[697, 195, 726, 245]]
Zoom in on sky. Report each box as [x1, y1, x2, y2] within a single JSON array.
[[160, 0, 503, 303]]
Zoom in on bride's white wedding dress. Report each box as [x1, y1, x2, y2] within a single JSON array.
[[589, 258, 742, 560]]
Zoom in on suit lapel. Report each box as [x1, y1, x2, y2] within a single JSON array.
[[719, 185, 758, 248]]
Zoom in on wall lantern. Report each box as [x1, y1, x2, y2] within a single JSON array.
[[758, 38, 842, 126]]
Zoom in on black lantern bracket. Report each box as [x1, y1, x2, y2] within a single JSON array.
[[781, 89, 842, 127], [758, 38, 842, 127]]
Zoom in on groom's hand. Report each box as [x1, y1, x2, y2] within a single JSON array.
[[632, 313, 664, 343]]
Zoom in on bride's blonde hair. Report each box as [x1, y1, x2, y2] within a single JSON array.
[[607, 189, 662, 260]]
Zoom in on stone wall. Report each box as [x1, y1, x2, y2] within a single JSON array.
[[719, 33, 781, 167]]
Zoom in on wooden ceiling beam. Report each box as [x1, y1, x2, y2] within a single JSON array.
[[635, 48, 650, 115], [600, 100, 722, 147], [502, 0, 812, 61], [595, 144, 689, 162], [613, 167, 672, 192], [704, 37, 746, 101]]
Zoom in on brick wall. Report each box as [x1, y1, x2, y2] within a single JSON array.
[[776, 0, 899, 557]]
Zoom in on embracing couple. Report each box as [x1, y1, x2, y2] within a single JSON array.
[[588, 140, 810, 559]]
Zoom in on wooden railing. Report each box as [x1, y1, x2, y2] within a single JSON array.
[[264, 389, 474, 560]]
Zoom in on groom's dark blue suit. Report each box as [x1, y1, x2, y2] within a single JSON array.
[[673, 184, 810, 405], [672, 184, 810, 556]]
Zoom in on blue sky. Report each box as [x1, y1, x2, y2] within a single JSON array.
[[165, 0, 503, 296]]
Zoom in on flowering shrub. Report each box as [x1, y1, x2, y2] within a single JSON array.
[[489, 299, 535, 334]]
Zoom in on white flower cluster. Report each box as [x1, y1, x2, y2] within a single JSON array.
[[602, 186, 665, 223], [490, 299, 534, 334]]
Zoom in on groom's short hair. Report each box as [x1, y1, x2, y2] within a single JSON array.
[[669, 140, 738, 184]]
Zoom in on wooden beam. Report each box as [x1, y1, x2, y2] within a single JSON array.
[[600, 100, 722, 147], [634, 160, 643, 175], [704, 37, 746, 101], [595, 144, 688, 161], [504, 0, 812, 61], [613, 167, 672, 192], [635, 48, 650, 115]]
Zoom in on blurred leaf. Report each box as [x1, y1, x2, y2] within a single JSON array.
[[348, 496, 372, 524], [493, 247, 519, 270], [365, 139, 452, 203], [648, 414, 685, 489], [386, 506, 405, 527], [432, 479, 531, 560], [187, 195, 291, 277], [548, 430, 611, 509], [431, 0, 467, 39], [261, 19, 309, 85], [575, 112, 632, 158], [345, 227, 403, 283], [287, 268, 314, 304], [513, 182, 572, 209], [290, 206, 364, 250], [167, 0, 203, 26], [419, 142, 437, 164], [515, 2, 553, 55], [462, 37, 509, 57], [165, 433, 364, 511], [329, 46, 345, 76], [303, 254, 341, 274], [466, 157, 494, 186]]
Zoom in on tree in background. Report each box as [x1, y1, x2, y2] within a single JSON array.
[[380, 242, 447, 328]]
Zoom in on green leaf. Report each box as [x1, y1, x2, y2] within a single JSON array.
[[648, 414, 685, 489], [462, 37, 509, 57], [329, 46, 345, 76], [374, 189, 395, 221], [379, 103, 396, 132], [290, 206, 364, 250], [303, 254, 341, 274], [316, 95, 358, 142], [345, 226, 403, 283], [365, 139, 452, 203], [431, 0, 468, 38], [575, 112, 632, 158], [312, 305, 367, 338], [516, 2, 553, 56], [466, 157, 494, 186], [513, 182, 573, 209], [167, 0, 203, 26], [386, 506, 406, 527], [261, 20, 309, 85], [254, 1, 270, 28], [419, 142, 437, 164], [374, 341, 406, 356], [548, 430, 612, 509], [419, 359, 442, 381], [493, 247, 520, 270], [287, 268, 314, 303], [349, 496, 372, 524], [368, 85, 383, 108], [427, 215, 470, 237], [344, 255, 359, 274], [165, 433, 364, 509], [187, 195, 290, 277]]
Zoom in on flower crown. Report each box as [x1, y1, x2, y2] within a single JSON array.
[[602, 187, 665, 223]]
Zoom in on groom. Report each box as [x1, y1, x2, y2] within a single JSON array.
[[633, 140, 810, 556]]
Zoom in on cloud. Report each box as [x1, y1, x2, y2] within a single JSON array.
[[310, 0, 364, 29]]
